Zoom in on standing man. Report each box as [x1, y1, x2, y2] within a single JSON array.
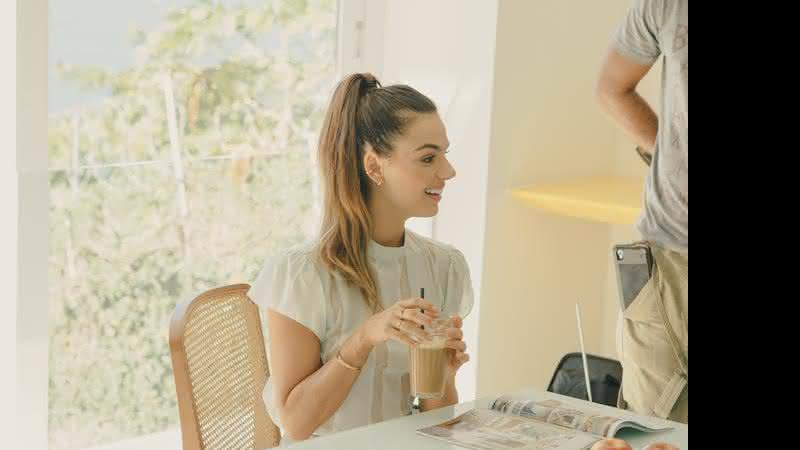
[[595, 0, 688, 423]]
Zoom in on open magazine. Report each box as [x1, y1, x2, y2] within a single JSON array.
[[417, 393, 673, 450]]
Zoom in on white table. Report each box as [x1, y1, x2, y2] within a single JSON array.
[[288, 388, 688, 449]]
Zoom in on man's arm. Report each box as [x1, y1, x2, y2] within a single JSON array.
[[595, 47, 658, 152]]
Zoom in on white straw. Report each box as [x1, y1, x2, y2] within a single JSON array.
[[575, 302, 593, 403]]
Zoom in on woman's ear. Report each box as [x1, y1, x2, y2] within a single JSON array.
[[363, 143, 384, 186]]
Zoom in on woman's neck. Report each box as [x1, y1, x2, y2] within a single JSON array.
[[368, 197, 406, 247]]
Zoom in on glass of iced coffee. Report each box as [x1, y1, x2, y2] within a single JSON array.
[[408, 317, 452, 400]]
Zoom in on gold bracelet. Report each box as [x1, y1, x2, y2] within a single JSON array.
[[336, 350, 361, 372]]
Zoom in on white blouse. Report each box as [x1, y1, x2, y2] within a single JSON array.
[[249, 229, 474, 443]]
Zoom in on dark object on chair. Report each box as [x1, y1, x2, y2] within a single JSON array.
[[547, 352, 623, 407]]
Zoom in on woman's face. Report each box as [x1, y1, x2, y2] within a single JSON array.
[[368, 112, 456, 219]]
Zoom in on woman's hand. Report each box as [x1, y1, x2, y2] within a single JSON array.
[[360, 297, 439, 347], [442, 315, 469, 377]]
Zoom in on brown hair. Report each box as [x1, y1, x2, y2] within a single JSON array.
[[317, 73, 436, 312]]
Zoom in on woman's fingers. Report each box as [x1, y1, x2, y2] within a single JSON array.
[[398, 297, 438, 313], [445, 339, 466, 352], [396, 308, 434, 328], [445, 327, 464, 339], [386, 327, 417, 347], [393, 318, 428, 341], [452, 351, 469, 366]]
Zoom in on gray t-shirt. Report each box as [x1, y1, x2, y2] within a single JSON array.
[[614, 0, 688, 253]]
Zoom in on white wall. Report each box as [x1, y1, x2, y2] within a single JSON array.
[[5, 1, 49, 449], [1, 1, 19, 445], [477, 0, 661, 398], [356, 0, 499, 402]]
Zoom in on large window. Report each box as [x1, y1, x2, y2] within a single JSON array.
[[47, 1, 338, 448]]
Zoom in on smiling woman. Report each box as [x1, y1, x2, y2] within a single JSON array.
[[250, 73, 474, 444], [366, 112, 455, 227]]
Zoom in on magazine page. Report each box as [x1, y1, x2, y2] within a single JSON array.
[[490, 395, 671, 438], [417, 409, 598, 450]]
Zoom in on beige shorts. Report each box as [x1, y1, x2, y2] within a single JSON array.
[[618, 243, 688, 424]]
